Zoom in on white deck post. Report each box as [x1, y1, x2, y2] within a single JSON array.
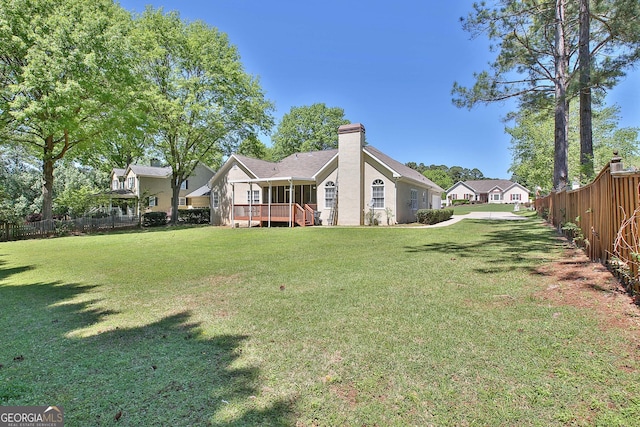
[[231, 183, 235, 227], [289, 179, 293, 227], [249, 182, 253, 227], [268, 182, 272, 228]]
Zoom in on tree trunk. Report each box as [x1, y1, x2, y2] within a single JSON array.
[[579, 0, 594, 181], [171, 177, 180, 225], [553, 0, 569, 191], [42, 135, 55, 221]]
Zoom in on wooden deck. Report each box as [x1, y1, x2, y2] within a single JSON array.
[[233, 203, 317, 227]]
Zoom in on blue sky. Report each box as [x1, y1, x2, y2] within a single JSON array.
[[119, 0, 639, 179]]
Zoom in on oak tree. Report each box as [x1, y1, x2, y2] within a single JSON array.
[[133, 8, 274, 224]]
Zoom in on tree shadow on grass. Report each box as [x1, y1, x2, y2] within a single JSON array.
[[405, 219, 560, 274], [0, 257, 34, 283], [0, 279, 295, 426]]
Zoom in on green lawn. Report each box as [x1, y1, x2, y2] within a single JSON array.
[[452, 202, 527, 214], [1, 218, 639, 426]]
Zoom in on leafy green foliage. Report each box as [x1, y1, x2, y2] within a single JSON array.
[[132, 7, 274, 224], [271, 103, 350, 160], [508, 104, 639, 191], [406, 162, 486, 188], [0, 0, 140, 220], [416, 208, 454, 225], [142, 211, 167, 227], [454, 0, 640, 190], [177, 208, 210, 224]]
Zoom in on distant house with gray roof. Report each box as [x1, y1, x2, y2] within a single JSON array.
[[209, 123, 444, 227], [446, 179, 530, 205]]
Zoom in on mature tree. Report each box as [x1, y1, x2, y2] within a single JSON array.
[[407, 162, 487, 185], [79, 128, 149, 172], [508, 104, 639, 191], [578, 0, 593, 179], [0, 145, 41, 222], [52, 160, 109, 218], [271, 103, 350, 160], [237, 135, 271, 160], [453, 0, 640, 190], [134, 8, 274, 224], [422, 169, 453, 191], [0, 0, 139, 220]]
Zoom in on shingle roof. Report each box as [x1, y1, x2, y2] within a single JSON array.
[[270, 150, 337, 178], [229, 146, 443, 192], [128, 165, 172, 177], [233, 149, 337, 179], [185, 184, 211, 198], [365, 146, 444, 192], [462, 179, 522, 193], [233, 155, 279, 178]]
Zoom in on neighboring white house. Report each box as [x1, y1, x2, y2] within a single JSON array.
[[209, 123, 444, 227], [446, 179, 530, 205], [107, 162, 215, 216]]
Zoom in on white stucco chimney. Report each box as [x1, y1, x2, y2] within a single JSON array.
[[337, 123, 365, 225]]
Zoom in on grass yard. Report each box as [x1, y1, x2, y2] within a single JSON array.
[[452, 202, 526, 215], [1, 216, 639, 426]]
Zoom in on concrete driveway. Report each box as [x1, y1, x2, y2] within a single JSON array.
[[422, 211, 528, 228]]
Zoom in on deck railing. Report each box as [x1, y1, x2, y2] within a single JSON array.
[[232, 203, 317, 227]]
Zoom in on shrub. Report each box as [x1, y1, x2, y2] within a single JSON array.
[[416, 208, 454, 225], [452, 199, 470, 206], [142, 211, 167, 227], [177, 208, 210, 224], [25, 213, 42, 223]]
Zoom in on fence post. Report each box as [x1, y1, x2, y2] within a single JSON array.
[[610, 150, 623, 173]]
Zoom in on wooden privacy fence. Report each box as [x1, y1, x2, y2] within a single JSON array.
[[1, 215, 140, 242], [535, 157, 640, 295]]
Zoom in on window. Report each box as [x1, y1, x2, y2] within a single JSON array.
[[510, 193, 521, 201], [148, 196, 158, 207], [179, 197, 186, 206], [372, 179, 384, 208], [180, 180, 188, 190], [112, 179, 119, 190], [491, 193, 502, 201], [410, 189, 418, 210], [325, 181, 336, 208], [246, 190, 260, 204], [127, 177, 135, 190], [213, 192, 220, 208]]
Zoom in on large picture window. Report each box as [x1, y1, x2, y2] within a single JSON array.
[[372, 179, 384, 208], [325, 181, 336, 208]]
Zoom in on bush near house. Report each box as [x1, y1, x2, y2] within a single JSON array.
[[178, 208, 210, 224], [142, 211, 167, 227], [416, 208, 453, 225]]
